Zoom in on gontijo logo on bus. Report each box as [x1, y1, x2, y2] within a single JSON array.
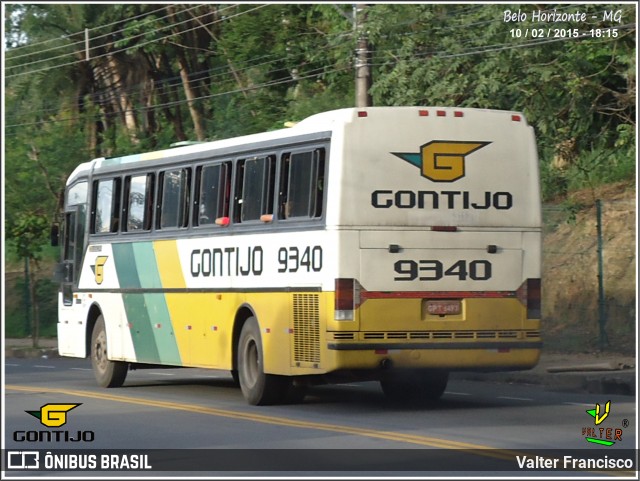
[[91, 256, 108, 284], [392, 140, 491, 182]]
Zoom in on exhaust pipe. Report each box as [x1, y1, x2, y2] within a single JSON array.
[[380, 358, 393, 370]]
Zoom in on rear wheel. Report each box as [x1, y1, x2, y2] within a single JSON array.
[[380, 370, 448, 403], [237, 317, 289, 405], [91, 315, 128, 388]]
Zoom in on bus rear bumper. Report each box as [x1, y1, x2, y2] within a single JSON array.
[[325, 342, 542, 371]]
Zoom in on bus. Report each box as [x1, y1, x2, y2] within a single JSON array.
[[54, 106, 542, 405]]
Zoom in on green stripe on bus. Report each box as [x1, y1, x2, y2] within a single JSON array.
[[115, 243, 181, 365], [123, 293, 161, 363], [143, 292, 182, 365], [132, 242, 163, 288], [113, 243, 140, 289]]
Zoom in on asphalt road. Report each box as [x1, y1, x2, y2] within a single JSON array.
[[3, 357, 637, 477]]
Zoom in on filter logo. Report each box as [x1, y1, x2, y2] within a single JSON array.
[[582, 400, 628, 446]]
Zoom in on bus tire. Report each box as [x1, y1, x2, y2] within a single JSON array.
[[237, 317, 289, 405], [380, 370, 448, 403], [230, 369, 240, 387], [91, 315, 128, 388]]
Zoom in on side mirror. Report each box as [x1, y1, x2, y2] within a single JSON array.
[[50, 223, 60, 247]]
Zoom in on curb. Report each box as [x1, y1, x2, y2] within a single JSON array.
[[452, 370, 636, 396], [5, 346, 636, 396], [5, 347, 60, 359]]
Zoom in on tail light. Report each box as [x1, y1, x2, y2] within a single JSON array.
[[517, 278, 541, 319], [335, 278, 361, 320]]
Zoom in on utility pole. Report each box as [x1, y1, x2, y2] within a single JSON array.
[[354, 4, 372, 107]]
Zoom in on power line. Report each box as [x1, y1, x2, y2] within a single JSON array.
[[5, 28, 352, 123], [7, 6, 178, 60], [5, 4, 264, 79], [5, 20, 633, 130], [4, 64, 350, 133], [5, 5, 238, 73]]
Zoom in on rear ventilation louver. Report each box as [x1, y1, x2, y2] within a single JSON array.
[[293, 294, 320, 364], [330, 330, 541, 341]]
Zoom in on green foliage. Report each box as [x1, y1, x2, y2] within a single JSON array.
[[5, 276, 58, 338], [4, 3, 636, 218], [10, 213, 50, 261]]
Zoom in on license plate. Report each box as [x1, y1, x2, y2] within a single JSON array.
[[426, 300, 461, 316]]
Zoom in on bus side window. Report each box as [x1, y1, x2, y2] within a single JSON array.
[[158, 168, 191, 229], [195, 162, 231, 226], [235, 155, 275, 223], [124, 174, 154, 232], [281, 148, 325, 219], [278, 154, 291, 219], [91, 178, 122, 234]]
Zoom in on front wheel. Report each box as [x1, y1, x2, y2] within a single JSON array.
[[91, 315, 128, 388], [237, 317, 289, 405]]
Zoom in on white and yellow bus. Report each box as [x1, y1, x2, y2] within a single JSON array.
[[55, 106, 542, 405]]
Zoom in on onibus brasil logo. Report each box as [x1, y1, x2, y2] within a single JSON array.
[[583, 400, 627, 446]]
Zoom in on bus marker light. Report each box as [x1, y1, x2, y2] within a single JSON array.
[[454, 111, 464, 117], [431, 226, 458, 232], [516, 278, 541, 319], [375, 349, 388, 355], [265, 328, 271, 334], [357, 111, 368, 117], [154, 323, 161, 329], [215, 217, 230, 226], [260, 214, 273, 223], [437, 110, 446, 117], [335, 278, 363, 320], [419, 110, 429, 116], [512, 115, 521, 122]]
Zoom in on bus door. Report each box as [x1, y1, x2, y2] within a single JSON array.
[[60, 208, 86, 305], [57, 181, 88, 357]]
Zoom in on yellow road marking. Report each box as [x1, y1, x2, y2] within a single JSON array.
[[7, 384, 511, 456], [6, 384, 634, 476]]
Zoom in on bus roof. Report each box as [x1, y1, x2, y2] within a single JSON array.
[[66, 106, 527, 186]]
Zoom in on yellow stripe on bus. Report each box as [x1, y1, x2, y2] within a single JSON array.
[[152, 240, 189, 363]]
